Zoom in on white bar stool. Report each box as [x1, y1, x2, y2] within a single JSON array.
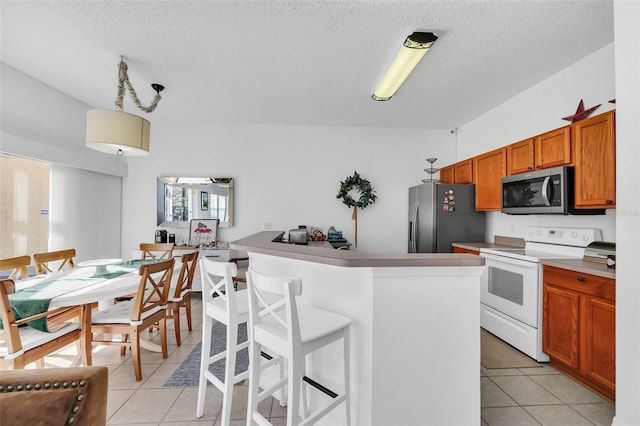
[[196, 259, 248, 425], [246, 268, 352, 426]]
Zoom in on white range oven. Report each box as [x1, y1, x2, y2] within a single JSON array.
[[480, 226, 601, 362]]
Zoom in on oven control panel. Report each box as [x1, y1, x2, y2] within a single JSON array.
[[525, 226, 602, 247]]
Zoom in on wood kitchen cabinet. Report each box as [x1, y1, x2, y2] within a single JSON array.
[[454, 159, 474, 183], [439, 160, 473, 184], [543, 265, 615, 402], [473, 148, 506, 211], [506, 127, 572, 175], [453, 247, 479, 255], [573, 110, 616, 209], [439, 165, 454, 184]]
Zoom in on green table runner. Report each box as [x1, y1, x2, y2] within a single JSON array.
[[2, 259, 162, 332]]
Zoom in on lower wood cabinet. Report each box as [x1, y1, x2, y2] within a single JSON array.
[[453, 247, 479, 255], [542, 265, 615, 402]]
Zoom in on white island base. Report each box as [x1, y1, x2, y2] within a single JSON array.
[[246, 251, 484, 426]]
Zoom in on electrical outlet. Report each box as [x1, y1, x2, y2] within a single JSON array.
[[264, 222, 272, 230]]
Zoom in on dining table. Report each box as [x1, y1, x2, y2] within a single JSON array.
[[12, 258, 177, 367]]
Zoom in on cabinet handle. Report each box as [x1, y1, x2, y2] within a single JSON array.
[[605, 199, 613, 204], [577, 276, 586, 282], [536, 165, 541, 169], [528, 166, 533, 170]]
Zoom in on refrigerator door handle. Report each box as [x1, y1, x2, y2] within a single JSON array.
[[410, 202, 419, 253]]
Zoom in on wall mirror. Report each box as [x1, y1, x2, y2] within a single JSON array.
[[157, 177, 234, 227]]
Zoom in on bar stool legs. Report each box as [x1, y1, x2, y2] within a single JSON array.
[[246, 269, 352, 426]]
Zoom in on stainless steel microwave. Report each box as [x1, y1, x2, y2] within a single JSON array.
[[501, 166, 603, 215]]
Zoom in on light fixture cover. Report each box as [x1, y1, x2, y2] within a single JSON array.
[[372, 31, 438, 101], [86, 109, 150, 156]]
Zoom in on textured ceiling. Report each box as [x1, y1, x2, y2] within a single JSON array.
[[1, 0, 614, 130]]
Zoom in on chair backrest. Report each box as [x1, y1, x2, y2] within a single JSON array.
[[0, 279, 81, 357], [245, 268, 303, 349], [0, 366, 109, 426], [200, 258, 241, 318], [171, 251, 199, 299], [139, 243, 174, 260], [0, 279, 22, 355], [33, 248, 76, 274], [131, 258, 174, 323], [0, 256, 31, 280]]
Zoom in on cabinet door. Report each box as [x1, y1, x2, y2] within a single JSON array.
[[453, 247, 479, 255], [543, 284, 579, 368], [454, 160, 473, 183], [473, 148, 506, 211], [506, 139, 535, 175], [536, 126, 572, 169], [580, 296, 616, 392], [573, 111, 616, 208], [439, 165, 454, 184]]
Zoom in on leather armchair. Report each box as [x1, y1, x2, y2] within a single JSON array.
[[0, 366, 108, 425]]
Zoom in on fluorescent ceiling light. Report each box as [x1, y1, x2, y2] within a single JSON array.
[[372, 32, 438, 101]]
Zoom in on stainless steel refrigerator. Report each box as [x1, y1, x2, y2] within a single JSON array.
[[408, 183, 485, 253]]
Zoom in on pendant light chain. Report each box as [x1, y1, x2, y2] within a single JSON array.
[[115, 59, 162, 113]]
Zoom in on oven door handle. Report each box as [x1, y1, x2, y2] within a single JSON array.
[[481, 252, 540, 268]]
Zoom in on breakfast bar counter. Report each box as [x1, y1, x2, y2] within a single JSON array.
[[231, 231, 485, 426]]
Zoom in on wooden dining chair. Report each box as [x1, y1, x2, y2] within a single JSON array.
[[0, 255, 31, 280], [0, 279, 82, 369], [33, 248, 76, 274], [166, 251, 199, 346], [90, 258, 174, 381], [139, 243, 174, 260]]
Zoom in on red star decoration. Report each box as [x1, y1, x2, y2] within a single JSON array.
[[561, 99, 601, 123]]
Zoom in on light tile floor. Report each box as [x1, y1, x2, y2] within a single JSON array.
[[40, 294, 615, 425]]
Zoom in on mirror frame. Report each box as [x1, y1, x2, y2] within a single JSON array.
[[157, 177, 234, 228]]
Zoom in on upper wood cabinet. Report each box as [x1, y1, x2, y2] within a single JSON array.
[[439, 165, 454, 184], [454, 159, 473, 183], [506, 127, 571, 175], [573, 111, 616, 209], [473, 148, 506, 211], [439, 159, 473, 184]]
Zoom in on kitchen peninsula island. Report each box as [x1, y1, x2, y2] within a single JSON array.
[[231, 231, 485, 426]]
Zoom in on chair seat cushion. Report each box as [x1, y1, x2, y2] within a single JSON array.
[[168, 288, 190, 302], [0, 322, 80, 359], [91, 300, 163, 324]]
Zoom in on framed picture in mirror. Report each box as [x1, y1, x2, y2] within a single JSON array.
[[200, 191, 209, 210]]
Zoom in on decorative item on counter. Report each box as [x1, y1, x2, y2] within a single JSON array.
[[422, 157, 440, 183], [561, 99, 601, 123], [337, 171, 377, 248], [311, 229, 326, 241]]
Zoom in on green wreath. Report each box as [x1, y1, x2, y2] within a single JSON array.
[[337, 171, 377, 209]]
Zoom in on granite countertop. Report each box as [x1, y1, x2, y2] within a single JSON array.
[[541, 258, 616, 280], [230, 231, 485, 268]]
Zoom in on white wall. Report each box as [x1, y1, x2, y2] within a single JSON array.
[[0, 62, 127, 177], [612, 1, 640, 424], [50, 164, 122, 262], [456, 43, 616, 242], [122, 121, 455, 254]]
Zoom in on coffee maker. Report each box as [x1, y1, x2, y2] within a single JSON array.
[[155, 229, 168, 243]]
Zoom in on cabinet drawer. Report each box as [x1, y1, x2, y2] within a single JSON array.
[[543, 266, 615, 302]]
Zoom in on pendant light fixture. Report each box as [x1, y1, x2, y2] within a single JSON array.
[[372, 32, 438, 101], [86, 57, 165, 156]]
